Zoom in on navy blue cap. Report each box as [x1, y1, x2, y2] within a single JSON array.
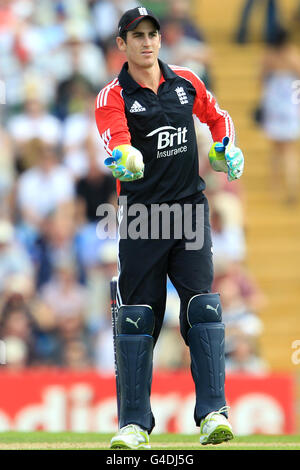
[[118, 6, 160, 36]]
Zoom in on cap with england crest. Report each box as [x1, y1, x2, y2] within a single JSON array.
[[118, 6, 161, 37]]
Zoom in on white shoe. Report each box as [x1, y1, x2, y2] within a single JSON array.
[[110, 424, 151, 450], [200, 406, 234, 445]]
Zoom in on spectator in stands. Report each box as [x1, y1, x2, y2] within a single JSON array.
[[39, 255, 88, 321], [159, 16, 212, 89], [33, 205, 85, 287], [0, 1, 28, 106], [0, 127, 15, 218], [210, 205, 246, 265], [85, 240, 118, 332], [32, 1, 68, 51], [16, 140, 75, 231], [1, 273, 35, 310], [91, 0, 139, 48], [49, 21, 107, 90], [55, 310, 93, 366], [7, 93, 62, 173], [62, 339, 92, 369], [73, 145, 117, 276], [235, 0, 283, 44], [2, 336, 29, 369], [167, 0, 206, 42], [93, 243, 119, 372], [211, 190, 245, 231], [47, 17, 107, 120], [94, 307, 115, 374], [53, 73, 95, 122], [0, 219, 34, 294], [258, 28, 300, 204], [217, 276, 264, 358], [75, 156, 116, 223], [213, 259, 267, 315], [11, 1, 49, 67], [0, 295, 38, 367], [0, 0, 19, 34], [102, 35, 127, 82], [62, 91, 109, 179], [225, 333, 269, 374]]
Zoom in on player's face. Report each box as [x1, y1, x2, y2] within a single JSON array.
[[117, 19, 161, 69]]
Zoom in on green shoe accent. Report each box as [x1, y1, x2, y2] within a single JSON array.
[[110, 439, 150, 450], [201, 424, 234, 445], [200, 406, 234, 445], [110, 424, 151, 450]]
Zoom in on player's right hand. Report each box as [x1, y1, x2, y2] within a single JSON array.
[[104, 145, 144, 182]]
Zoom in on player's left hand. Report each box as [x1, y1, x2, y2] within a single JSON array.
[[209, 137, 244, 182]]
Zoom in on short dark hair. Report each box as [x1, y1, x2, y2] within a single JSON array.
[[119, 30, 128, 43]]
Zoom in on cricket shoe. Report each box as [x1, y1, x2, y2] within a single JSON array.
[[199, 406, 234, 445], [110, 424, 151, 450]]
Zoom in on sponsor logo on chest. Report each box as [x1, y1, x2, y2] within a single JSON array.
[[147, 126, 188, 158]]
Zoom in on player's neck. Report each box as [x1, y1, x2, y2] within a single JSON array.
[[128, 61, 161, 94]]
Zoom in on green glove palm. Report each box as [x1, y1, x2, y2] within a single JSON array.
[[209, 137, 244, 182]]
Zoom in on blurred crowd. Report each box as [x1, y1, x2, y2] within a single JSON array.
[[0, 0, 268, 374]]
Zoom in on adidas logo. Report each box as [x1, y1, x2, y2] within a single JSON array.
[[130, 101, 146, 113]]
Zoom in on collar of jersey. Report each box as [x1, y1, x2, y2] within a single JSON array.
[[118, 59, 178, 95]]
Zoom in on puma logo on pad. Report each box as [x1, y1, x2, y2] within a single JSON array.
[[206, 304, 220, 316], [126, 317, 141, 329]]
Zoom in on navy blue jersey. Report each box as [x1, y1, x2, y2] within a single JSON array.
[[95, 60, 235, 204]]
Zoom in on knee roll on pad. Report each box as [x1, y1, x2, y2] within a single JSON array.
[[187, 293, 222, 326], [117, 305, 155, 335]]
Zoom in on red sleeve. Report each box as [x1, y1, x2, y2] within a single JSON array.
[[95, 78, 131, 156], [171, 67, 235, 143]]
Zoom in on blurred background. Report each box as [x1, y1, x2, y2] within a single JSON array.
[[0, 0, 299, 434]]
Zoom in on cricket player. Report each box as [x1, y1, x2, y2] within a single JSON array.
[[95, 6, 244, 449]]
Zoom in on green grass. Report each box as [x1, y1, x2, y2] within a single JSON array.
[[0, 432, 299, 450]]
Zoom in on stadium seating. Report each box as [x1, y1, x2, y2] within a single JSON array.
[[193, 0, 300, 371]]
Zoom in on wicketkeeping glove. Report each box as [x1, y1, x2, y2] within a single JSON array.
[[104, 145, 144, 182], [209, 136, 244, 182]]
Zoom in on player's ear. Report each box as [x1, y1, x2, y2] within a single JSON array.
[[116, 36, 126, 52]]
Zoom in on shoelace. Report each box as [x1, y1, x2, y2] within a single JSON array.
[[205, 405, 231, 425], [119, 424, 143, 435]]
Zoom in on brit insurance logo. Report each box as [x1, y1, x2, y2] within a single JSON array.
[[146, 126, 188, 159]]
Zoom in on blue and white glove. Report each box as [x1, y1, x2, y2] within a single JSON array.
[[209, 136, 244, 182], [104, 145, 144, 182]]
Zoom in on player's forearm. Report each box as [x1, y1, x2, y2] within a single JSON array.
[[95, 98, 131, 157], [208, 113, 235, 144]]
